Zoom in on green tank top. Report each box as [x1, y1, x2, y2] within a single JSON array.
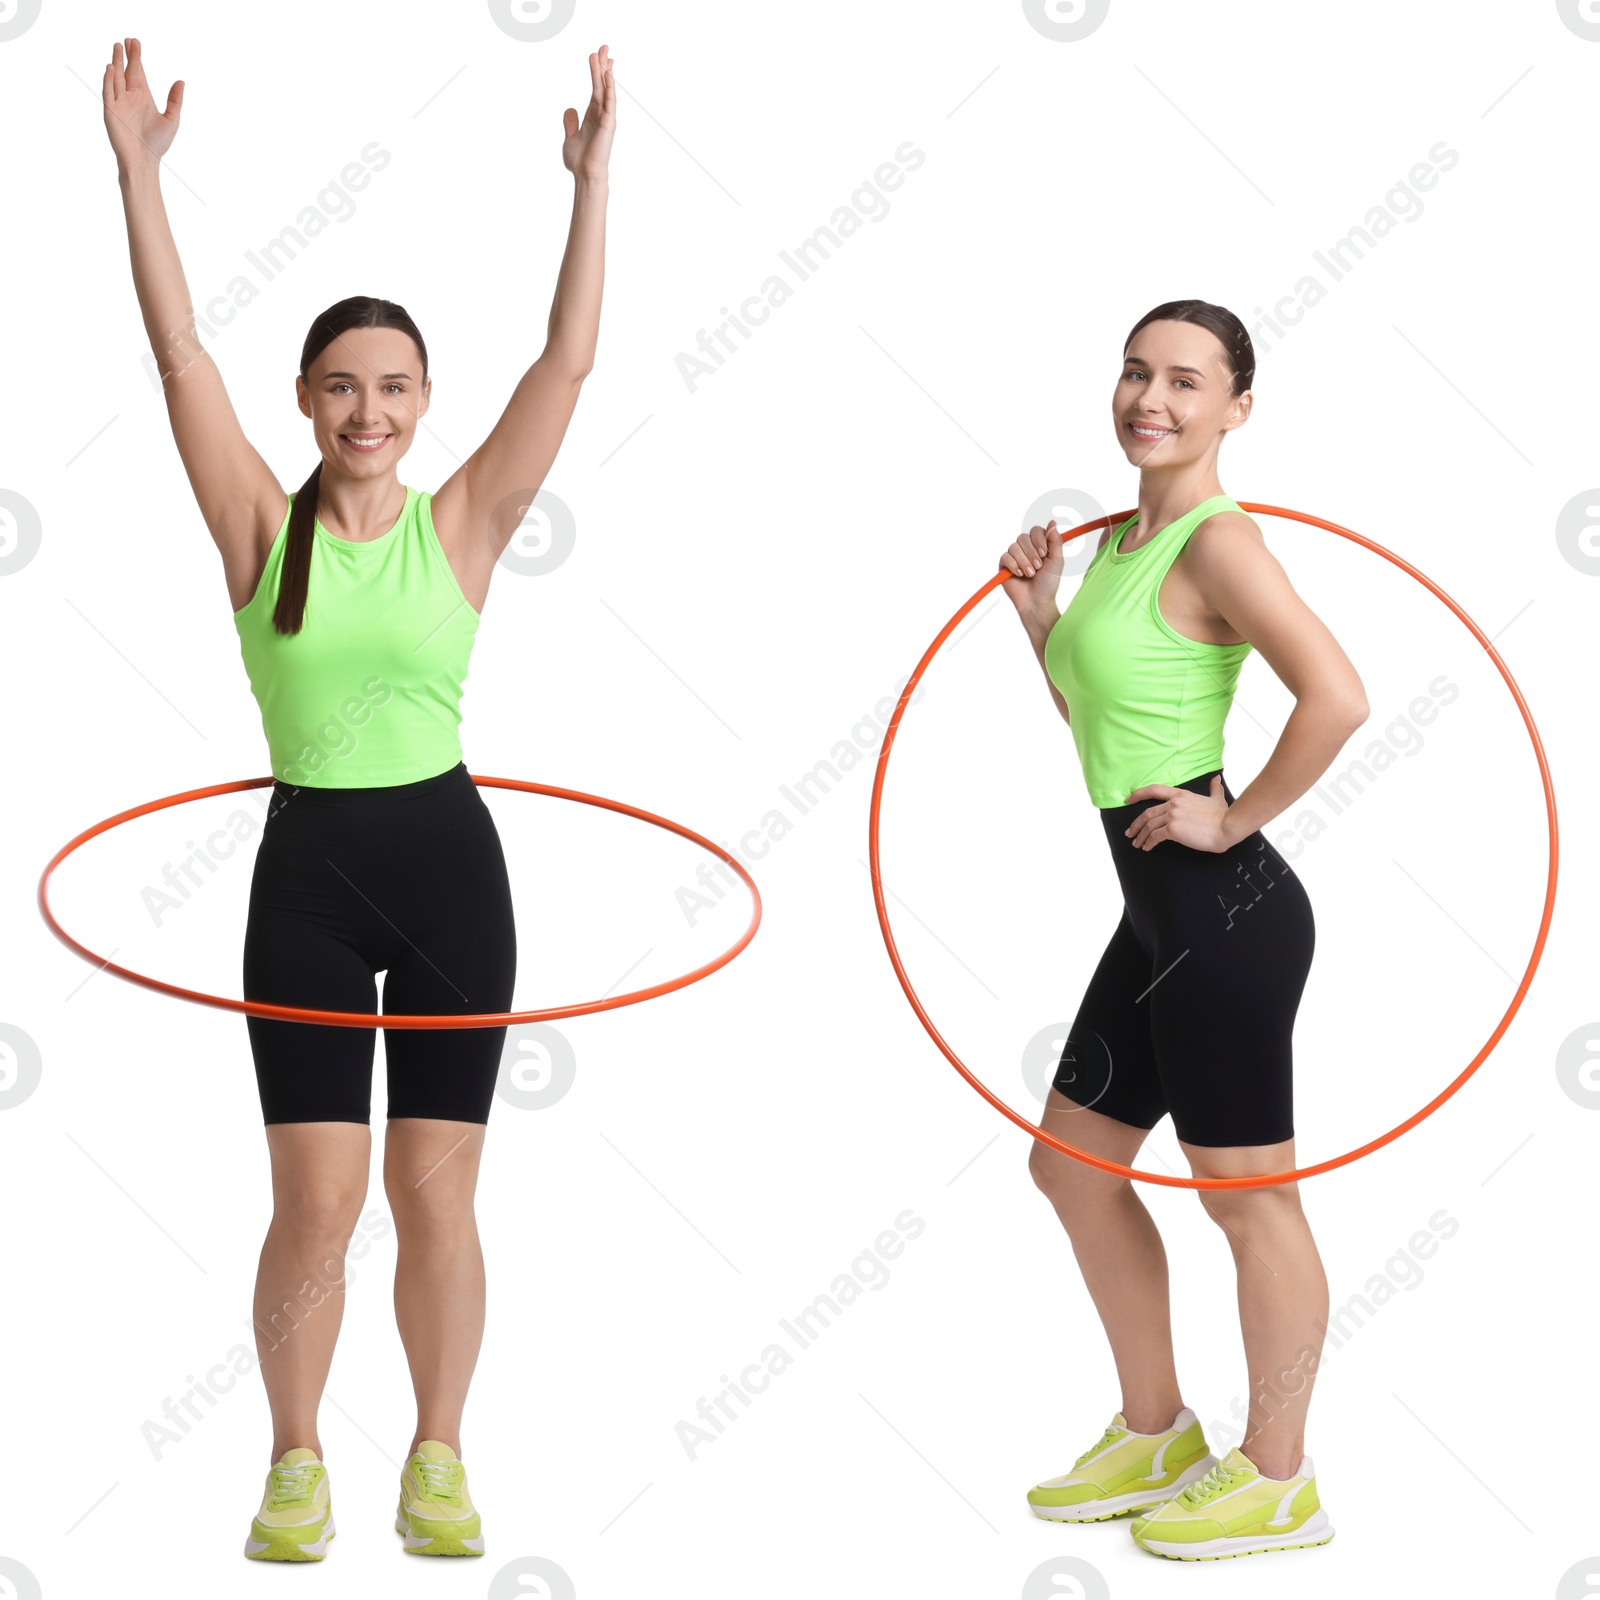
[[233, 484, 479, 787], [1044, 493, 1255, 808]]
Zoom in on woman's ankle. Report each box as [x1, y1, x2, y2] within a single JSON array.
[[1122, 1402, 1185, 1435]]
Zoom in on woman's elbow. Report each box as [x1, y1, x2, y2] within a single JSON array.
[[1338, 679, 1369, 731]]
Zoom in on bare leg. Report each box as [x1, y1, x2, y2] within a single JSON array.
[[254, 1122, 372, 1461], [1028, 1090, 1184, 1433], [383, 1118, 487, 1458], [1181, 1136, 1329, 1480]]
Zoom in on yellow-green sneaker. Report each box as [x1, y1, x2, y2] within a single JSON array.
[[243, 1447, 335, 1561], [1130, 1445, 1334, 1559], [1028, 1407, 1218, 1522], [395, 1440, 484, 1556]]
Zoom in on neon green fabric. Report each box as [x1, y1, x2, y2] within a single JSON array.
[[234, 485, 479, 787], [1044, 493, 1255, 807]]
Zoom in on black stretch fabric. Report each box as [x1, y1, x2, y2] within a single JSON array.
[[1052, 769, 1314, 1148], [242, 761, 517, 1124]]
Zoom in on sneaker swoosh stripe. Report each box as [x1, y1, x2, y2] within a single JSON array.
[[1268, 1484, 1304, 1524]]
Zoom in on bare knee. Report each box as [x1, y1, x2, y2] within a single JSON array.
[[384, 1152, 479, 1233], [1029, 1140, 1132, 1217], [270, 1182, 366, 1248], [1198, 1182, 1303, 1241]]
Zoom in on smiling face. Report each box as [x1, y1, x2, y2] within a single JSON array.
[[296, 325, 430, 477], [1114, 318, 1250, 467]]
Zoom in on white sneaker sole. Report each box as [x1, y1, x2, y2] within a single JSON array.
[[1137, 1507, 1335, 1559], [1030, 1453, 1220, 1521]]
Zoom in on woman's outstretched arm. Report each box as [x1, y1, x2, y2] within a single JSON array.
[[431, 44, 616, 589], [104, 36, 281, 606]]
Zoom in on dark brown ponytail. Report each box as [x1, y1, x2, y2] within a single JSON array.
[[271, 459, 324, 636], [271, 296, 429, 635]]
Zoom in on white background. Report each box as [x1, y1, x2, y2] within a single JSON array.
[[2, 2, 1596, 1596]]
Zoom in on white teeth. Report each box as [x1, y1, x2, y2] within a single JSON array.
[[1131, 425, 1172, 438]]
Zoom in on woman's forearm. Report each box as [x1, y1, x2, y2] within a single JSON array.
[[1223, 692, 1366, 846], [117, 162, 200, 378], [543, 174, 607, 377], [1020, 605, 1071, 725]]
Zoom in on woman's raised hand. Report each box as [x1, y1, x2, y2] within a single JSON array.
[[562, 44, 616, 181], [999, 519, 1065, 614], [102, 38, 183, 172]]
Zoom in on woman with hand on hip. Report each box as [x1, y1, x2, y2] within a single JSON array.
[[103, 34, 615, 1561], [1004, 302, 1367, 1561]]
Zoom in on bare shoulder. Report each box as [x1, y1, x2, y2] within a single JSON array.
[[1192, 508, 1265, 545], [1183, 509, 1272, 575]]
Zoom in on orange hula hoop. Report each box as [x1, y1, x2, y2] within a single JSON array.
[[866, 503, 1559, 1190], [38, 774, 762, 1028]]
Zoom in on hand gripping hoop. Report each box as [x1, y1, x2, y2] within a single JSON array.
[[38, 775, 761, 1028], [866, 503, 1558, 1190]]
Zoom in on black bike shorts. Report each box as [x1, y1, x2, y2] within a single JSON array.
[[1052, 768, 1314, 1148], [242, 761, 517, 1125]]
